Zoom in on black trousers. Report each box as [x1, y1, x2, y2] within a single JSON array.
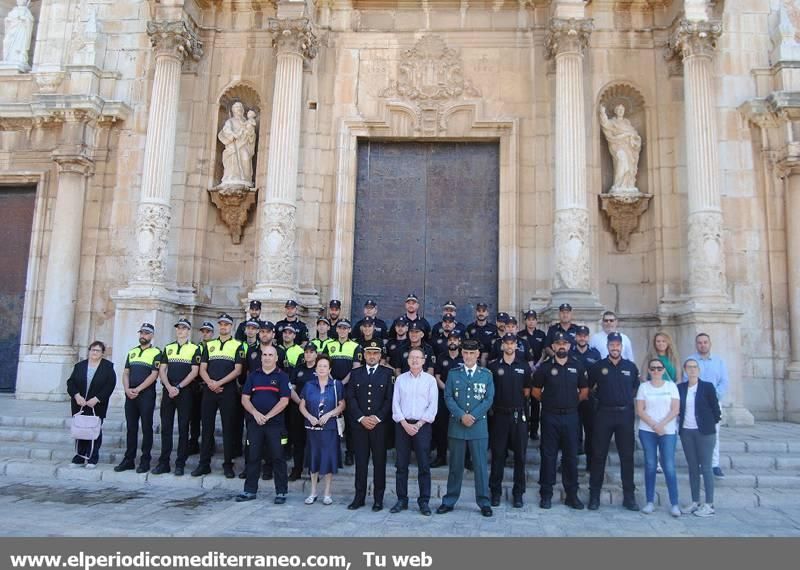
[[578, 398, 596, 469], [198, 383, 239, 469], [432, 390, 449, 458], [188, 383, 203, 449], [529, 398, 541, 437], [123, 389, 156, 464], [589, 407, 636, 497], [244, 419, 288, 495], [158, 388, 192, 467], [539, 411, 580, 499], [287, 403, 306, 471], [394, 422, 432, 504], [489, 411, 528, 498], [352, 421, 387, 504], [232, 384, 245, 456]]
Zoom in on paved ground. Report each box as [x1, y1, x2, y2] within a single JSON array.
[[0, 475, 799, 537]]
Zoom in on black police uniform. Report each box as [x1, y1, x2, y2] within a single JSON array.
[[487, 335, 534, 364], [488, 356, 533, 501], [122, 345, 162, 469], [232, 340, 260, 458], [157, 341, 202, 471], [288, 363, 316, 475], [432, 352, 464, 462], [431, 320, 466, 344], [276, 318, 309, 345], [189, 338, 210, 453], [235, 318, 260, 343], [241, 367, 291, 496], [390, 315, 431, 341], [533, 356, 588, 503], [346, 362, 394, 507], [394, 341, 436, 374], [352, 318, 390, 342], [571, 344, 603, 468], [588, 356, 640, 505], [517, 327, 547, 438], [385, 337, 408, 370], [196, 337, 246, 474], [545, 323, 579, 350], [466, 321, 499, 358]]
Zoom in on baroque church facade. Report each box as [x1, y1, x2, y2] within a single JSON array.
[[0, 0, 799, 423]]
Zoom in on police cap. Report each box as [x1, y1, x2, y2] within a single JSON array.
[[395, 316, 409, 327], [405, 293, 419, 302], [361, 316, 375, 326], [304, 343, 318, 353], [607, 332, 623, 344], [364, 298, 377, 307], [408, 321, 424, 332], [501, 332, 517, 343], [317, 316, 331, 326], [507, 316, 518, 325], [336, 319, 352, 329], [138, 322, 155, 334], [217, 313, 234, 324], [559, 303, 573, 312], [476, 302, 489, 309], [285, 300, 298, 308], [249, 300, 262, 310], [442, 314, 456, 323], [443, 300, 457, 309], [448, 330, 463, 340], [552, 331, 571, 344], [199, 321, 215, 332], [259, 320, 275, 330], [282, 324, 298, 334], [496, 312, 509, 323], [174, 318, 191, 329], [329, 299, 342, 308], [363, 339, 383, 352], [576, 325, 590, 336], [524, 310, 538, 320], [245, 319, 260, 328]]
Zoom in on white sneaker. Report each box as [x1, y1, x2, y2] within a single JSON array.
[[85, 463, 97, 470], [656, 465, 663, 474], [681, 502, 699, 514], [670, 505, 681, 517], [641, 502, 655, 514], [694, 503, 715, 517]]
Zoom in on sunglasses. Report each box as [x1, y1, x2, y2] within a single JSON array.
[[649, 366, 665, 371]]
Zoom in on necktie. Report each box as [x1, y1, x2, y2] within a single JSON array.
[[467, 369, 473, 379], [368, 367, 374, 377]]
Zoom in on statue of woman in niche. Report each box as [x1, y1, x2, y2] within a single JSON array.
[[218, 101, 257, 187], [2, 0, 34, 68], [599, 104, 642, 194]]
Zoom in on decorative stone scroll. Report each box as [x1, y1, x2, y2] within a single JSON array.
[[545, 18, 594, 60], [667, 19, 722, 62], [146, 20, 204, 66], [132, 203, 171, 284], [209, 187, 257, 245], [599, 192, 652, 252]]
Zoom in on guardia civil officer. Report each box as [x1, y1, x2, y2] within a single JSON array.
[[352, 299, 389, 342], [346, 339, 394, 511], [465, 302, 498, 363], [545, 303, 579, 355], [488, 333, 533, 508], [114, 323, 161, 473], [571, 325, 602, 471], [191, 313, 246, 478], [437, 339, 495, 517], [235, 300, 262, 342], [431, 332, 464, 468], [533, 331, 589, 509], [235, 346, 291, 503], [276, 300, 309, 345], [152, 318, 202, 476], [587, 332, 641, 511]]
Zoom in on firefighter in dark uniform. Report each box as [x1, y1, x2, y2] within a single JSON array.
[[235, 346, 291, 503], [533, 331, 589, 509], [153, 318, 202, 476], [279, 324, 305, 372], [346, 339, 394, 511], [235, 300, 262, 342], [287, 343, 318, 480], [571, 325, 602, 471], [114, 323, 161, 473], [431, 300, 466, 341], [517, 310, 547, 440], [545, 303, 579, 355], [327, 299, 344, 331], [325, 319, 363, 465], [466, 302, 498, 364], [352, 298, 389, 342], [276, 300, 309, 345], [488, 333, 534, 508], [431, 331, 464, 467], [311, 317, 333, 353], [390, 293, 431, 341], [191, 313, 246, 478], [587, 332, 641, 511]]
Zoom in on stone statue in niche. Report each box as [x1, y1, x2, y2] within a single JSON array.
[[218, 101, 257, 188], [599, 104, 641, 195], [2, 0, 34, 71]]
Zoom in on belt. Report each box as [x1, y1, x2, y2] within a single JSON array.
[[600, 405, 630, 411], [544, 407, 577, 415], [406, 419, 419, 424], [493, 406, 525, 414]]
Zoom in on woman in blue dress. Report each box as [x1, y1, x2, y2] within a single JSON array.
[[299, 355, 346, 505]]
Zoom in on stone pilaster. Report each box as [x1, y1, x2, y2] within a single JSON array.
[[251, 18, 317, 312]]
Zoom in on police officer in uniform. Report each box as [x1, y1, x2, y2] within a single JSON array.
[[287, 343, 318, 480], [191, 313, 246, 478], [386, 317, 410, 372], [355, 316, 381, 350], [327, 299, 344, 331], [235, 346, 291, 503], [153, 318, 202, 476], [346, 339, 394, 511], [279, 324, 305, 372], [390, 293, 432, 341], [466, 302, 498, 364], [437, 339, 495, 517], [396, 321, 436, 375], [431, 314, 458, 356], [533, 331, 589, 509], [545, 303, 579, 355], [235, 300, 262, 342], [587, 332, 641, 511], [571, 325, 602, 471], [352, 299, 389, 342], [488, 333, 534, 508], [190, 321, 216, 454], [114, 323, 162, 473], [311, 317, 334, 353], [487, 316, 534, 364], [518, 310, 547, 364], [234, 318, 260, 458], [431, 300, 466, 340], [431, 332, 464, 468], [325, 320, 363, 465], [276, 300, 309, 345]]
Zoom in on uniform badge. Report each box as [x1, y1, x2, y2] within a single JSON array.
[[329, 346, 337, 354], [167, 348, 174, 355], [515, 368, 525, 374], [601, 368, 608, 375], [497, 368, 505, 376], [402, 351, 409, 359], [209, 346, 216, 353], [442, 359, 450, 367], [251, 352, 258, 359], [551, 368, 558, 376], [475, 383, 487, 399]]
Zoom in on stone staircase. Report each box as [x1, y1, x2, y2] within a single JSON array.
[[1, 396, 799, 508]]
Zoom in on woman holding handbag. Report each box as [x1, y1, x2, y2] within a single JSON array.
[[66, 341, 117, 467], [299, 355, 346, 505]]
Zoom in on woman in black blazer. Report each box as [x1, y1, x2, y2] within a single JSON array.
[[677, 358, 722, 517], [66, 341, 117, 467]]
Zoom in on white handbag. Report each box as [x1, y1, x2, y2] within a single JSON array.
[[333, 381, 345, 438], [71, 407, 102, 460]]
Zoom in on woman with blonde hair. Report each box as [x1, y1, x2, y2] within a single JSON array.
[[642, 332, 680, 382]]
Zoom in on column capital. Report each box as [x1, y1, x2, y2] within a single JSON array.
[[52, 152, 94, 177], [545, 18, 593, 60], [269, 17, 319, 60], [668, 18, 722, 61], [146, 20, 204, 63]]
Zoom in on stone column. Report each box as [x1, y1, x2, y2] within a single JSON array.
[[251, 18, 317, 310], [545, 18, 598, 312]]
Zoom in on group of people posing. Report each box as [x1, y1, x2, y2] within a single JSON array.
[[66, 294, 726, 518]]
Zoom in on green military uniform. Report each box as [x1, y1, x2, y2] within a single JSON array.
[[441, 365, 495, 509]]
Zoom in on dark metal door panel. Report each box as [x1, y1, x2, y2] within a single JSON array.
[[352, 141, 499, 325], [0, 187, 36, 392]]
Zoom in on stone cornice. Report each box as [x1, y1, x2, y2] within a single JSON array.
[[147, 20, 204, 63], [668, 18, 722, 61], [52, 151, 95, 177], [544, 18, 593, 60], [0, 94, 131, 129], [269, 17, 318, 60]]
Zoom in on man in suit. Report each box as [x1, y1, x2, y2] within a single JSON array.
[[346, 339, 394, 511], [437, 339, 495, 517]]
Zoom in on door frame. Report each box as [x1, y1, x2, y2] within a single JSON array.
[[331, 101, 519, 317]]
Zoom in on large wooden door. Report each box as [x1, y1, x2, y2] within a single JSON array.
[[0, 187, 36, 392], [352, 141, 499, 325]]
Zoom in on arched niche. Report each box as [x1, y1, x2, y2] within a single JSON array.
[[214, 83, 262, 189], [598, 83, 647, 196]]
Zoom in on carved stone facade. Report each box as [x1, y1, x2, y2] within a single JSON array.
[[257, 202, 297, 289], [132, 203, 172, 285], [686, 211, 727, 299], [553, 209, 591, 291]]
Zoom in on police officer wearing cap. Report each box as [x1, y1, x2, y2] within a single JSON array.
[[287, 343, 318, 480], [326, 299, 344, 331], [279, 324, 305, 372], [355, 316, 382, 351], [488, 333, 534, 508], [235, 346, 291, 503], [587, 332, 641, 511], [431, 301, 466, 341], [466, 303, 498, 363], [386, 317, 409, 371], [395, 321, 436, 376], [235, 300, 263, 342], [518, 310, 547, 440], [353, 299, 389, 342], [390, 293, 431, 341], [431, 332, 464, 467], [325, 319, 363, 465], [437, 338, 495, 517], [533, 331, 589, 509], [311, 316, 334, 354], [191, 321, 216, 454], [276, 300, 309, 345], [192, 313, 246, 478], [152, 318, 202, 476], [431, 314, 459, 357], [487, 316, 534, 364], [571, 326, 602, 471], [235, 318, 261, 458], [545, 303, 579, 355], [346, 339, 394, 511], [114, 323, 162, 473]]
